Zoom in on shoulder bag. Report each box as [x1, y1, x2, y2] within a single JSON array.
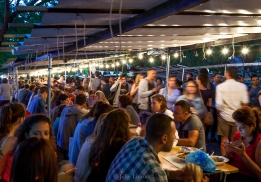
[[199, 89, 214, 126]]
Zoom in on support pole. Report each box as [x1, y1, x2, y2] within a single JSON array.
[[224, 65, 227, 77], [181, 68, 185, 82], [165, 50, 170, 100], [15, 67, 19, 102], [47, 55, 52, 117], [64, 67, 67, 85]]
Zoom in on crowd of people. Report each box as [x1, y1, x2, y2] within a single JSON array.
[[0, 67, 260, 182]]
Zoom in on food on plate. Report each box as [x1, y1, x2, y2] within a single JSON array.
[[211, 157, 223, 162], [183, 162, 203, 182], [177, 153, 188, 159]]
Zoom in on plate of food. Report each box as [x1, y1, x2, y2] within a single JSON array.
[[210, 156, 229, 165], [180, 146, 198, 154], [175, 153, 188, 162]]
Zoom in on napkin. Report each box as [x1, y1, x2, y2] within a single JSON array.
[[163, 156, 186, 169]]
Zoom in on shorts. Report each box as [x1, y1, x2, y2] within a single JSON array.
[[217, 112, 237, 139]]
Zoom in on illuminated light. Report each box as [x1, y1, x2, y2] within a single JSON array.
[[111, 64, 115, 68], [148, 45, 153, 46], [149, 57, 154, 63], [174, 52, 179, 58], [100, 64, 104, 68], [204, 24, 213, 26], [116, 62, 120, 66], [147, 41, 154, 42], [206, 49, 212, 55], [257, 20, 261, 25], [72, 67, 78, 72], [106, 64, 110, 68], [242, 47, 249, 54], [219, 23, 228, 26], [66, 67, 71, 72], [161, 54, 166, 60], [160, 35, 166, 36], [222, 47, 229, 55], [122, 59, 126, 64], [95, 63, 99, 67], [138, 53, 143, 60], [129, 58, 133, 63]]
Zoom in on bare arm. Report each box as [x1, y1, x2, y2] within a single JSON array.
[[207, 98, 212, 108], [177, 130, 199, 147], [130, 84, 138, 96]]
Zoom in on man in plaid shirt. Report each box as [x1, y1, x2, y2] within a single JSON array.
[[106, 114, 184, 182]]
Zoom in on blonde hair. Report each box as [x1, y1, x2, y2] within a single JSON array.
[[135, 74, 143, 87], [95, 91, 109, 104], [184, 163, 203, 182]]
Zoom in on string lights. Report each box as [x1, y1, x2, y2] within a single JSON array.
[[242, 47, 249, 54], [174, 52, 179, 58], [206, 49, 212, 55], [149, 57, 154, 63], [161, 54, 166, 60], [222, 47, 229, 55]]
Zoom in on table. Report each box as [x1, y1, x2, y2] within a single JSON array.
[[158, 147, 239, 174]]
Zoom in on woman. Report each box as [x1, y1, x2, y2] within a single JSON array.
[[130, 74, 143, 108], [51, 90, 63, 109], [0, 78, 12, 106], [74, 113, 107, 182], [151, 94, 173, 118], [0, 115, 56, 182], [10, 138, 58, 182], [53, 105, 67, 139], [118, 94, 140, 126], [196, 74, 212, 109], [95, 90, 109, 104], [159, 76, 181, 111], [176, 81, 205, 120], [224, 107, 261, 182], [150, 94, 179, 145], [0, 103, 26, 160], [87, 90, 96, 109], [87, 109, 131, 182]]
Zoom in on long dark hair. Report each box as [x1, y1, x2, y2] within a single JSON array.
[[81, 101, 104, 120], [232, 106, 261, 144], [14, 115, 56, 150], [0, 103, 26, 140], [88, 109, 131, 171], [10, 138, 57, 182]]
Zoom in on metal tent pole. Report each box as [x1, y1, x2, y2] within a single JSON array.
[[165, 50, 170, 100], [181, 68, 185, 82], [47, 55, 52, 117]]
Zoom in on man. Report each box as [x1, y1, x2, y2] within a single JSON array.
[[110, 74, 132, 108], [237, 74, 245, 83], [57, 94, 86, 159], [173, 100, 206, 151], [159, 76, 181, 111], [89, 71, 101, 92], [186, 73, 193, 81], [138, 69, 158, 111], [18, 84, 29, 103], [106, 114, 184, 182], [210, 73, 221, 141], [24, 84, 36, 106], [75, 85, 89, 98], [27, 86, 48, 115], [59, 76, 65, 86], [249, 74, 261, 104], [102, 78, 111, 99], [216, 67, 249, 156]]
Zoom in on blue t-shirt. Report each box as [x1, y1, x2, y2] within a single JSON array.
[[27, 95, 46, 114], [83, 118, 97, 139], [250, 87, 261, 100]]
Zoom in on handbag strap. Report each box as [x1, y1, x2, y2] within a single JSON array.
[[198, 89, 208, 115]]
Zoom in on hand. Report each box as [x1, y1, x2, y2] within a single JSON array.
[[223, 142, 233, 155], [59, 162, 75, 174], [228, 142, 246, 157], [151, 88, 157, 93], [201, 176, 210, 182]]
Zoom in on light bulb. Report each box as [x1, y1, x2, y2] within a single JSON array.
[[129, 58, 133, 63], [149, 57, 154, 63], [111, 64, 115, 68], [161, 54, 166, 60], [122, 60, 126, 64], [138, 53, 143, 60], [222, 48, 229, 55], [174, 52, 179, 58], [106, 64, 109, 68], [100, 64, 104, 68], [206, 49, 212, 55], [242, 47, 249, 54], [95, 63, 99, 67], [116, 62, 120, 66]]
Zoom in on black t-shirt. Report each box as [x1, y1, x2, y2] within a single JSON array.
[[120, 84, 129, 95], [199, 89, 212, 106]]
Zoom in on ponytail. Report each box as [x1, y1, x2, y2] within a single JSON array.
[[0, 103, 26, 141]]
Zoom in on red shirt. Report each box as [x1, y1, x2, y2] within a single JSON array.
[[230, 132, 261, 178]]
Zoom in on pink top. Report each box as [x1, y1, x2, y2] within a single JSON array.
[[230, 132, 261, 178]]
